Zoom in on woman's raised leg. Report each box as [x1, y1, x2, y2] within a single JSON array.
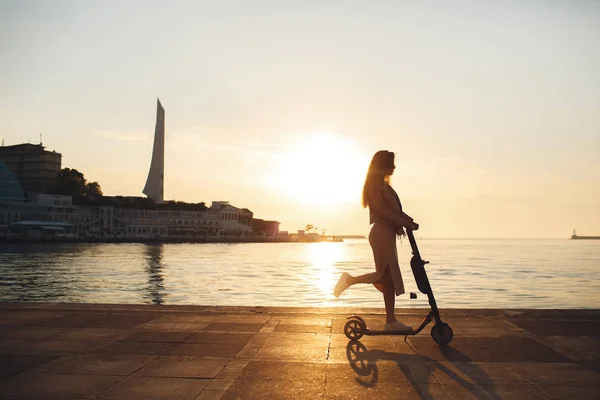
[[334, 271, 382, 297]]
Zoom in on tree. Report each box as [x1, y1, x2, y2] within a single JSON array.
[[50, 168, 103, 203]]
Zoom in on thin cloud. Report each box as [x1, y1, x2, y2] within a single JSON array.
[[169, 131, 289, 158], [95, 131, 148, 142]]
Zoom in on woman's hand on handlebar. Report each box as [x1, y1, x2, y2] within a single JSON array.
[[406, 222, 419, 231]]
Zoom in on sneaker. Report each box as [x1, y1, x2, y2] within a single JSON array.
[[334, 272, 351, 297], [384, 320, 412, 332]]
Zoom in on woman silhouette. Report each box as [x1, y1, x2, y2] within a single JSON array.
[[334, 150, 418, 331]]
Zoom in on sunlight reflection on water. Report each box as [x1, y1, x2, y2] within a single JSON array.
[[0, 239, 598, 309]]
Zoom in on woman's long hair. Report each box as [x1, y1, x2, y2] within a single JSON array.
[[361, 150, 395, 208]]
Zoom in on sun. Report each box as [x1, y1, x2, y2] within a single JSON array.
[[270, 133, 371, 205]]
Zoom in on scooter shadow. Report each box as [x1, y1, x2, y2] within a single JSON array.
[[346, 340, 503, 400]]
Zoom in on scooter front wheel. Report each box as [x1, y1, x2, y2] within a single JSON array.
[[431, 323, 453, 345], [344, 318, 366, 340]]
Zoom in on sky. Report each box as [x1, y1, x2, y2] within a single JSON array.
[[1, 0, 599, 238]]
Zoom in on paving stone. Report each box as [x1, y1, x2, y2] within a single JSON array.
[[263, 332, 330, 347], [47, 354, 156, 375], [331, 354, 439, 385], [440, 381, 547, 400], [206, 378, 235, 390], [137, 322, 211, 332], [391, 336, 427, 353], [167, 342, 246, 357], [430, 362, 525, 385], [254, 343, 329, 361], [243, 332, 270, 346], [325, 363, 443, 400], [438, 318, 520, 337], [329, 336, 418, 363], [120, 331, 193, 343], [185, 332, 254, 344], [508, 318, 600, 336], [224, 360, 248, 370], [1, 328, 62, 340], [274, 324, 331, 333], [277, 317, 332, 326], [506, 362, 600, 385], [0, 338, 96, 354], [215, 368, 244, 380], [535, 385, 600, 400], [0, 310, 62, 325], [408, 336, 573, 362], [0, 354, 57, 379], [327, 362, 431, 385], [203, 323, 264, 333], [94, 341, 177, 355], [325, 381, 447, 400], [151, 315, 216, 323], [0, 326, 13, 337], [235, 345, 263, 358], [541, 336, 600, 363], [97, 376, 209, 400], [197, 388, 230, 400], [239, 361, 327, 381], [211, 315, 271, 324], [393, 363, 441, 385], [134, 356, 229, 378], [2, 373, 123, 398], [51, 328, 132, 341], [223, 375, 325, 400], [331, 333, 396, 351], [328, 342, 390, 363], [37, 313, 159, 329]]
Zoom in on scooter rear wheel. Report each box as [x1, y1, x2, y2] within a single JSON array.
[[431, 323, 453, 345], [344, 318, 366, 340]]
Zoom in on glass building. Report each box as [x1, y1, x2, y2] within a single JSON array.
[[0, 161, 25, 202]]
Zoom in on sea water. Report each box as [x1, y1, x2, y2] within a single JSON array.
[[0, 239, 598, 309]]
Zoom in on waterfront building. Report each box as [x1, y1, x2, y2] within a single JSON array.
[[0, 143, 62, 196], [0, 195, 275, 241], [0, 160, 25, 203], [252, 218, 281, 237], [0, 194, 84, 239]]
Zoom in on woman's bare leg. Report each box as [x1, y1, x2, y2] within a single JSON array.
[[334, 271, 381, 297], [346, 272, 381, 285], [382, 280, 397, 323]]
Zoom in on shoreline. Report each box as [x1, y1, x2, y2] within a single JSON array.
[[0, 236, 350, 245]]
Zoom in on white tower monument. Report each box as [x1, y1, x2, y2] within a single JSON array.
[[143, 98, 165, 203]]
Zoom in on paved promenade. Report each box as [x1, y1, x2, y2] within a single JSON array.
[[0, 303, 598, 399]]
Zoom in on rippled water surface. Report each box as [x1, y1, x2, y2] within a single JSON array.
[[0, 239, 598, 309]]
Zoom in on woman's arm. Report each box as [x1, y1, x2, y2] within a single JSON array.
[[401, 212, 414, 223], [368, 182, 413, 229], [401, 212, 419, 230]]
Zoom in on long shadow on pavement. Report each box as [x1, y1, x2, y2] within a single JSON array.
[[346, 340, 503, 400]]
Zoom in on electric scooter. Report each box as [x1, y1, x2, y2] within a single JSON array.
[[344, 228, 454, 345]]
